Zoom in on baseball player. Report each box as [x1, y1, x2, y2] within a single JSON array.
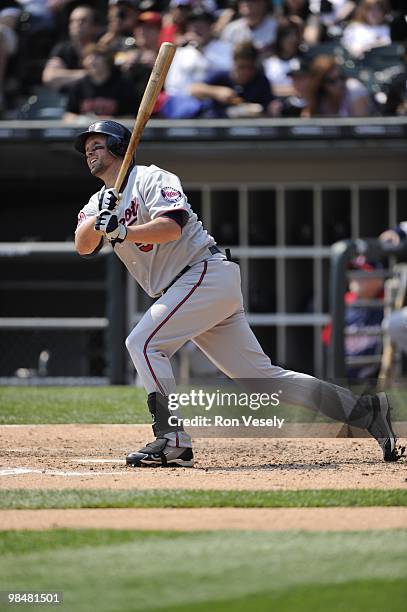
[[74, 120, 405, 466]]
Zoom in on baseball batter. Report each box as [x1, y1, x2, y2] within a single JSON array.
[[74, 120, 404, 467]]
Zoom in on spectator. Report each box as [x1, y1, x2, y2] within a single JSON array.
[[165, 8, 232, 96], [42, 5, 100, 92], [276, 56, 310, 115], [189, 40, 274, 117], [63, 43, 141, 121], [302, 54, 372, 116], [282, 0, 311, 21], [321, 256, 385, 383], [131, 10, 161, 68], [16, 0, 72, 35], [117, 11, 160, 92], [98, 0, 140, 55], [263, 18, 303, 97], [159, 0, 194, 46], [309, 0, 356, 32], [212, 3, 236, 38], [341, 0, 392, 58], [221, 0, 278, 56], [0, 6, 20, 115], [281, 0, 323, 45]]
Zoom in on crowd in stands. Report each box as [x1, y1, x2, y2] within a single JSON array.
[[0, 0, 406, 119]]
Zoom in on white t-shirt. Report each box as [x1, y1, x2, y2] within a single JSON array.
[[341, 22, 391, 57], [263, 56, 299, 87], [221, 15, 277, 52], [76, 165, 215, 297], [165, 40, 233, 96], [309, 0, 350, 25]]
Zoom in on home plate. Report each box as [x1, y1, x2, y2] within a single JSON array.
[[71, 458, 126, 464]]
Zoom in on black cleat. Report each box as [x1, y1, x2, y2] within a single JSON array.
[[367, 392, 405, 462], [126, 437, 194, 467]]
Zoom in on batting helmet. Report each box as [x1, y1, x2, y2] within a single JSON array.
[[74, 120, 131, 157]]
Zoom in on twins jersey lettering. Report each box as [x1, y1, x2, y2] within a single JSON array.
[[76, 165, 215, 297]]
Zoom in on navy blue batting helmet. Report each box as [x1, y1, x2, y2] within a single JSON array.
[[74, 120, 131, 157]]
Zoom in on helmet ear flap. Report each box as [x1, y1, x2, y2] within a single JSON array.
[[106, 135, 128, 157]]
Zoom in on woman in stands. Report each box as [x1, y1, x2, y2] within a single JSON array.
[[302, 54, 372, 116], [263, 19, 304, 97], [341, 0, 392, 57]]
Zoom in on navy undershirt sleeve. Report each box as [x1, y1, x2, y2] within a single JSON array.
[[162, 210, 189, 229]]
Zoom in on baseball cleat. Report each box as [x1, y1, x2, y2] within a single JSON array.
[[367, 392, 405, 462], [126, 437, 194, 467]]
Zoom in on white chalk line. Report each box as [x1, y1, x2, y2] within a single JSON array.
[[0, 467, 120, 477], [71, 458, 126, 464]]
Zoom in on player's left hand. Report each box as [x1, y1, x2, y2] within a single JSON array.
[[99, 187, 119, 211], [95, 211, 127, 243]]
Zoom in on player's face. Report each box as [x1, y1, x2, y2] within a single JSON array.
[[85, 135, 114, 177]]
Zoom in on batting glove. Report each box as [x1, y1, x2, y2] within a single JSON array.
[[98, 187, 119, 211], [95, 211, 127, 243]]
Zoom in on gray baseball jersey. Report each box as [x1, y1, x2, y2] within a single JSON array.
[[76, 164, 215, 297]]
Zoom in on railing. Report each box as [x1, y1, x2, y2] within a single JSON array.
[[328, 238, 407, 382], [0, 243, 126, 385]]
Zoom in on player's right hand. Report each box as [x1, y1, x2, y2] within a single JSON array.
[[99, 187, 119, 211], [95, 211, 127, 243]]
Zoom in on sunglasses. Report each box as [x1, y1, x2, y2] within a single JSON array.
[[324, 74, 346, 85]]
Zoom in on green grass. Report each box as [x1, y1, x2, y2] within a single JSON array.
[[1, 386, 407, 424], [0, 529, 406, 612], [1, 488, 407, 510], [164, 579, 407, 612], [0, 387, 147, 424]]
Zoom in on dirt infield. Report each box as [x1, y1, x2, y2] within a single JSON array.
[[0, 424, 406, 491], [1, 507, 407, 531]]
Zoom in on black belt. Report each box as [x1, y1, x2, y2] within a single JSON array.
[[161, 245, 224, 295]]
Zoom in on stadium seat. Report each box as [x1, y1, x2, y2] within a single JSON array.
[[362, 44, 405, 71], [17, 87, 67, 119]]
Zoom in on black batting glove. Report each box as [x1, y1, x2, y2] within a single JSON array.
[[95, 210, 127, 243], [98, 187, 119, 211]]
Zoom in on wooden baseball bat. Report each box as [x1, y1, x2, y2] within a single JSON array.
[[113, 42, 176, 196]]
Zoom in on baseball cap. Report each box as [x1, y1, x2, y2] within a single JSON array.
[[137, 11, 162, 26]]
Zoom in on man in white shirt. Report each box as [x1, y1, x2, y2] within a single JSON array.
[[165, 8, 233, 96], [221, 0, 277, 55]]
